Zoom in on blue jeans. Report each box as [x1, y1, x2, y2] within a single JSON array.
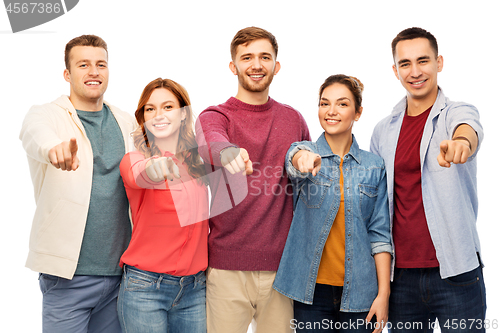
[[39, 274, 122, 333], [117, 265, 206, 333], [293, 284, 374, 332], [389, 265, 486, 332]]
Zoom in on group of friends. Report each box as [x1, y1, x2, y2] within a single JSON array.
[[20, 26, 486, 333]]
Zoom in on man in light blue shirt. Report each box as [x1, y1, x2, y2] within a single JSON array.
[[370, 27, 486, 332]]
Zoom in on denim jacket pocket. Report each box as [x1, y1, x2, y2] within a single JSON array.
[[299, 172, 333, 209], [359, 184, 378, 221]]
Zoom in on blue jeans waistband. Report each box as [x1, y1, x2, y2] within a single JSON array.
[[123, 265, 205, 287]]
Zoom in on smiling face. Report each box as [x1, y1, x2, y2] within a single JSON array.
[[143, 88, 186, 153], [318, 83, 361, 141], [64, 46, 108, 111], [229, 38, 281, 103], [392, 37, 443, 109]]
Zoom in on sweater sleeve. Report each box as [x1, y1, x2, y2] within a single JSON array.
[[195, 109, 238, 167], [19, 104, 65, 165], [298, 111, 311, 142]]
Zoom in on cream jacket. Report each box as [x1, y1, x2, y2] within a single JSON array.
[[20, 95, 136, 279]]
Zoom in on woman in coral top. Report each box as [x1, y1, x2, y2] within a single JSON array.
[[117, 78, 209, 333]]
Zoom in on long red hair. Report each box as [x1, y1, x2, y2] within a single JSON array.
[[133, 78, 205, 181]]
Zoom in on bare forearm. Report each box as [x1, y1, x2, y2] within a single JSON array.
[[373, 252, 391, 298]]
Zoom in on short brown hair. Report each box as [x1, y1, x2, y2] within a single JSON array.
[[65, 35, 108, 70], [230, 27, 278, 60], [391, 27, 438, 59], [319, 74, 364, 114]]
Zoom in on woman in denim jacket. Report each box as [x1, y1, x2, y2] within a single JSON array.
[[273, 75, 392, 333]]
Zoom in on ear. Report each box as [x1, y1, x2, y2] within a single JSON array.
[[437, 55, 444, 73], [392, 64, 399, 80], [229, 61, 238, 75], [64, 68, 71, 83], [355, 106, 363, 121], [181, 107, 187, 121], [274, 61, 281, 75]]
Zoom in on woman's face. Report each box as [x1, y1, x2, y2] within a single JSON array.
[[143, 88, 186, 145], [318, 83, 361, 139]]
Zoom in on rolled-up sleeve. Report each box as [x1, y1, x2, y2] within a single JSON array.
[[286, 143, 314, 179]]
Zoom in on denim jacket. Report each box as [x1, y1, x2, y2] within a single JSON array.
[[273, 134, 392, 312]]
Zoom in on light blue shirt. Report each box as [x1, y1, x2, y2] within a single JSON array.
[[370, 88, 484, 279]]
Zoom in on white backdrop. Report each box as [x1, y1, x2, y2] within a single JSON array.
[[1, 0, 498, 331]]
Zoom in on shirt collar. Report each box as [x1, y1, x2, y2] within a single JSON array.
[[316, 133, 362, 165], [391, 86, 448, 118]]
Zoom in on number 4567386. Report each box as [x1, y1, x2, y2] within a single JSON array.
[[6, 2, 61, 14]]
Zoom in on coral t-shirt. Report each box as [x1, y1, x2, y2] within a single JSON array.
[[119, 151, 209, 276]]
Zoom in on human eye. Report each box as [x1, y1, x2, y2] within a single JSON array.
[[145, 107, 154, 112], [164, 105, 173, 111]]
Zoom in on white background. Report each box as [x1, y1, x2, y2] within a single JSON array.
[[1, 0, 498, 331]]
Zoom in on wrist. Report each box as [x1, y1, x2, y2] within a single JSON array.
[[452, 136, 472, 150]]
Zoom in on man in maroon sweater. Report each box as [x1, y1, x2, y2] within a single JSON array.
[[196, 27, 310, 333]]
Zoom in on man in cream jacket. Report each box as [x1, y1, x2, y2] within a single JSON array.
[[20, 35, 135, 333]]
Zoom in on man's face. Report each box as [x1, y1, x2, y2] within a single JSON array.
[[230, 39, 280, 93], [64, 46, 109, 107], [392, 37, 443, 103]]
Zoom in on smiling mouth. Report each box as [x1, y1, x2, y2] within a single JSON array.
[[85, 80, 102, 86], [410, 79, 427, 85], [153, 123, 169, 128], [248, 74, 265, 80], [325, 119, 340, 124]]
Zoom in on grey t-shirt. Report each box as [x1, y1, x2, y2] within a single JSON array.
[[74, 104, 131, 276]]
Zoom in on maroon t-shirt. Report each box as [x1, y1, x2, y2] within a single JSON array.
[[393, 106, 439, 268]]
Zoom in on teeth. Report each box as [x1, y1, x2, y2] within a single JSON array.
[[250, 75, 264, 78], [86, 81, 100, 85], [412, 80, 425, 84], [153, 124, 168, 128]]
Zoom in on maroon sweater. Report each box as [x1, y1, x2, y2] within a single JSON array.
[[196, 97, 310, 271]]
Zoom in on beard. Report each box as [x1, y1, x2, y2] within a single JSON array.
[[236, 67, 276, 93]]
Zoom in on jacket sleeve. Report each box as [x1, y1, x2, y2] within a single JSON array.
[[285, 142, 315, 180], [367, 165, 393, 256], [19, 104, 65, 165]]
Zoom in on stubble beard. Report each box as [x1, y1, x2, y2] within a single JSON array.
[[236, 68, 275, 93]]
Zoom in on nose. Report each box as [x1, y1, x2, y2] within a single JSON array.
[[327, 105, 338, 116], [154, 110, 167, 119], [88, 65, 100, 76], [251, 58, 263, 70], [410, 64, 422, 78]]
